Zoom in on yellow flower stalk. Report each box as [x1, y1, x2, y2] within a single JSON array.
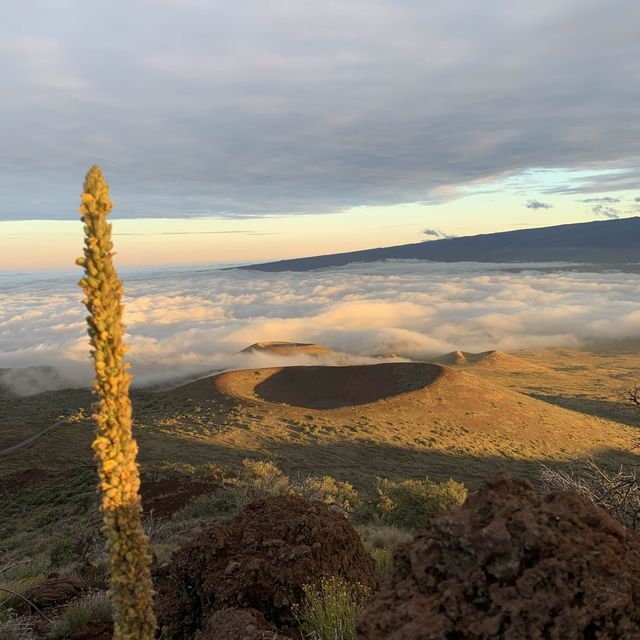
[[76, 165, 157, 639]]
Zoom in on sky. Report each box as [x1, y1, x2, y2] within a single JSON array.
[[1, 0, 640, 269]]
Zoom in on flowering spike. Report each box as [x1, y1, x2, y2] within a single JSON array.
[[77, 165, 157, 639]]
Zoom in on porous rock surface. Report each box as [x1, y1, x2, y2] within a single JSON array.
[[194, 607, 291, 640], [20, 574, 86, 611], [156, 494, 377, 638], [358, 472, 640, 640], [67, 622, 113, 640]]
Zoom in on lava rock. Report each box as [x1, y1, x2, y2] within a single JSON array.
[[156, 494, 377, 638], [358, 472, 640, 640]]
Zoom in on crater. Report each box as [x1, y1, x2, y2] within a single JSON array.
[[253, 363, 445, 408]]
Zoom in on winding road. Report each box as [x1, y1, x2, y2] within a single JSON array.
[[0, 417, 71, 457]]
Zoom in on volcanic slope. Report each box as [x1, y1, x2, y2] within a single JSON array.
[[434, 350, 551, 372], [240, 341, 335, 357], [166, 362, 637, 486]]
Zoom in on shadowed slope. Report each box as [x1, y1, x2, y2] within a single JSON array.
[[253, 363, 444, 408]]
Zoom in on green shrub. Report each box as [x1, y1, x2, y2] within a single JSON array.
[[173, 489, 244, 521], [375, 477, 467, 530], [240, 459, 290, 500], [349, 498, 379, 525], [49, 592, 112, 638], [149, 462, 229, 482], [368, 547, 393, 577], [48, 537, 75, 568], [295, 476, 359, 514], [293, 576, 371, 640]]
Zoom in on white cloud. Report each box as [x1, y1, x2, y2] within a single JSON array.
[[1, 261, 640, 394]]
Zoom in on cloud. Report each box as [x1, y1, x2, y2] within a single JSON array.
[[0, 1, 639, 220], [2, 260, 640, 394], [526, 199, 553, 209], [422, 228, 452, 240], [592, 204, 620, 219], [580, 197, 620, 203], [543, 168, 640, 197]]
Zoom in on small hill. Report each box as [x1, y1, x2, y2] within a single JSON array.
[[3, 355, 638, 490], [237, 216, 640, 271], [435, 350, 550, 372], [166, 362, 635, 488], [434, 350, 469, 366], [239, 341, 334, 357]]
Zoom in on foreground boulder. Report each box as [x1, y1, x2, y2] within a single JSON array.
[[156, 494, 377, 638], [19, 574, 86, 611], [194, 608, 291, 640], [358, 472, 640, 640]]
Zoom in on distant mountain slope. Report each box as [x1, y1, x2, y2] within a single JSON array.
[[239, 216, 640, 272]]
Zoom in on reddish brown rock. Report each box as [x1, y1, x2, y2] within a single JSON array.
[[68, 622, 113, 639], [20, 575, 86, 611], [194, 608, 291, 640], [358, 473, 640, 640], [156, 494, 377, 639]]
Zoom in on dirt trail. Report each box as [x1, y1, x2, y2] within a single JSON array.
[[0, 417, 68, 457]]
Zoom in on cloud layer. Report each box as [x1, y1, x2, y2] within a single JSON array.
[[2, 261, 640, 394], [1, 1, 639, 220]]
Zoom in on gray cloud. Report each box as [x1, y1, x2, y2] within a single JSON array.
[[592, 204, 621, 219], [0, 1, 639, 221], [526, 199, 553, 209], [544, 168, 640, 197], [580, 197, 620, 203], [2, 261, 640, 393], [422, 228, 452, 239]]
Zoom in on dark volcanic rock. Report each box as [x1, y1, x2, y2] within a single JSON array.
[[194, 607, 291, 640], [20, 574, 86, 611], [358, 472, 640, 640], [68, 622, 113, 639], [156, 494, 377, 639]]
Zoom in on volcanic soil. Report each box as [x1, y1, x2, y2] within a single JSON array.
[[2, 350, 639, 489]]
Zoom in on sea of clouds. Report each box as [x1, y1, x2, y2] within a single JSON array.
[[2, 261, 640, 395]]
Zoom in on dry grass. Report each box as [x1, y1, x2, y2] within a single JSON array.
[[293, 576, 371, 640], [2, 349, 639, 493], [49, 592, 112, 638]]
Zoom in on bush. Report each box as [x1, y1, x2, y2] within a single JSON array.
[[375, 477, 467, 530], [368, 548, 393, 577], [49, 592, 112, 638], [148, 462, 228, 482], [173, 489, 244, 521], [293, 576, 371, 640], [240, 459, 290, 500], [48, 537, 75, 568], [540, 461, 640, 531], [295, 476, 359, 514]]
